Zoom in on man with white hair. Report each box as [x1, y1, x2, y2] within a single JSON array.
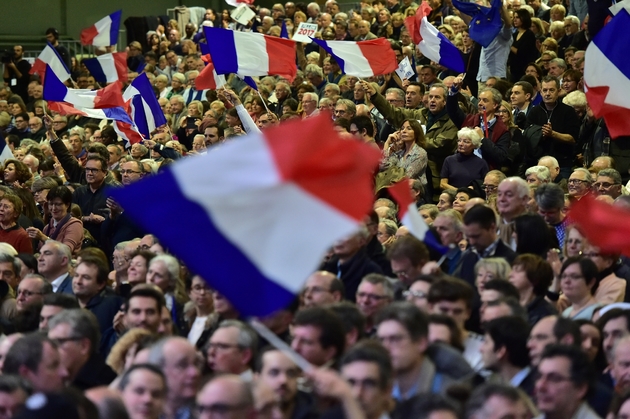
[[538, 155, 567, 192], [497, 177, 530, 248], [28, 116, 46, 142], [301, 92, 320, 118], [525, 165, 551, 186], [306, 2, 321, 22], [191, 134, 207, 154], [22, 154, 39, 180]]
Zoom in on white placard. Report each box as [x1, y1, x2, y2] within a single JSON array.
[[231, 4, 256, 26], [292, 22, 318, 43], [395, 57, 415, 80]]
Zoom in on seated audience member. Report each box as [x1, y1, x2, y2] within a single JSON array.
[[508, 254, 558, 325]]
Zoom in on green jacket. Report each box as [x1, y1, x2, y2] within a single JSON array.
[[371, 91, 458, 181]]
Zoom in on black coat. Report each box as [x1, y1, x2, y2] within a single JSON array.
[[321, 248, 382, 301]]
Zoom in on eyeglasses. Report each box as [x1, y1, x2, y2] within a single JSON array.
[[120, 169, 142, 175], [593, 182, 619, 189], [534, 372, 574, 384], [403, 290, 427, 299], [568, 179, 589, 185], [191, 285, 210, 293], [50, 336, 83, 346], [28, 123, 40, 128], [482, 184, 498, 191], [334, 109, 348, 115], [85, 167, 103, 173], [496, 109, 509, 114], [207, 342, 242, 351], [52, 121, 65, 125], [16, 289, 44, 298]]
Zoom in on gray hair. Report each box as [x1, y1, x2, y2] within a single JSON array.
[[525, 165, 551, 183], [501, 177, 530, 198], [336, 99, 356, 116], [549, 58, 567, 70], [0, 253, 20, 277], [379, 219, 399, 236], [457, 127, 482, 148], [535, 183, 565, 211], [22, 273, 52, 295], [361, 273, 395, 298], [562, 91, 586, 108], [479, 87, 502, 106], [276, 81, 291, 95], [538, 156, 559, 169], [304, 64, 323, 78], [598, 168, 622, 185], [304, 92, 319, 103], [48, 309, 101, 355], [4, 334, 55, 376], [326, 83, 340, 94], [149, 254, 180, 290], [216, 320, 258, 352], [435, 209, 464, 233], [572, 168, 593, 184], [385, 87, 405, 101], [565, 16, 580, 26], [319, 97, 332, 107], [68, 126, 86, 142], [45, 240, 72, 261]]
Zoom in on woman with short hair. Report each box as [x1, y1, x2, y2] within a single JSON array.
[[440, 127, 489, 191]]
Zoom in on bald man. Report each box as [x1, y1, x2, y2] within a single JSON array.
[[302, 271, 344, 307], [196, 375, 255, 419]]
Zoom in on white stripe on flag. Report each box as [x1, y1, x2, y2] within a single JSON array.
[[233, 32, 270, 76], [92, 16, 114, 46], [327, 42, 373, 77], [585, 43, 630, 109]]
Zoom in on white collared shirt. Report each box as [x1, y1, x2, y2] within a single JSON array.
[[51, 273, 68, 293]]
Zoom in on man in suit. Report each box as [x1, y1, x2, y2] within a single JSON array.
[[37, 240, 73, 294], [457, 205, 517, 286]]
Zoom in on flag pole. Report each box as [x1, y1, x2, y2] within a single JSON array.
[[249, 319, 314, 372], [256, 89, 272, 114]]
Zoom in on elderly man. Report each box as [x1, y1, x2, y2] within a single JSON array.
[[482, 170, 506, 201], [302, 271, 344, 307], [15, 273, 51, 312], [432, 210, 464, 275], [535, 183, 567, 248], [567, 168, 592, 201], [48, 309, 117, 389], [525, 166, 551, 186], [149, 337, 201, 419], [496, 177, 530, 247], [304, 65, 327, 98], [334, 99, 356, 120], [356, 274, 394, 336], [548, 58, 567, 78], [196, 375, 255, 419], [38, 241, 73, 294], [28, 116, 46, 142], [301, 92, 319, 119], [538, 155, 568, 192], [594, 168, 623, 199], [206, 320, 257, 380]]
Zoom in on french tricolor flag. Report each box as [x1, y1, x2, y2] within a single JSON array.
[[203, 27, 297, 81], [48, 102, 134, 125], [389, 179, 448, 254], [110, 114, 381, 316], [310, 38, 398, 77], [196, 55, 227, 91], [405, 3, 465, 73], [30, 43, 71, 84], [80, 10, 122, 47], [122, 73, 167, 138], [43, 65, 125, 109], [114, 121, 145, 147], [584, 9, 630, 139], [82, 52, 128, 84]]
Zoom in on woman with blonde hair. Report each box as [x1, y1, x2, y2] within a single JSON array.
[[474, 257, 512, 294], [440, 127, 488, 191], [106, 329, 158, 374]]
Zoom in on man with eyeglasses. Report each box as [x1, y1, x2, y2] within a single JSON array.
[[534, 344, 599, 419], [72, 155, 112, 245], [334, 99, 356, 121], [301, 92, 319, 119], [51, 115, 68, 137], [567, 168, 592, 201], [207, 320, 257, 379], [15, 273, 51, 313], [386, 235, 429, 287], [48, 308, 117, 389], [8, 112, 30, 140], [482, 170, 506, 201], [594, 168, 623, 200], [27, 117, 46, 142], [356, 274, 394, 336]]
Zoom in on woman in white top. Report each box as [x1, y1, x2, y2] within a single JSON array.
[[186, 275, 213, 347]]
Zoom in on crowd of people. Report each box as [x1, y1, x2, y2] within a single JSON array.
[[0, 0, 628, 417]]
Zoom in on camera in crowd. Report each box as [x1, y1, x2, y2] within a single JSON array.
[[0, 49, 13, 64]]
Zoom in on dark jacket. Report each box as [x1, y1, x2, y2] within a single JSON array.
[[321, 248, 382, 301], [85, 290, 124, 355], [457, 241, 517, 287], [72, 353, 117, 391], [56, 274, 74, 295], [526, 296, 558, 326]]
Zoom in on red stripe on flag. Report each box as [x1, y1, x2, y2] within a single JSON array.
[[48, 102, 88, 117], [569, 193, 630, 257], [114, 52, 128, 83], [585, 84, 630, 139], [265, 37, 297, 82], [356, 38, 399, 77], [196, 55, 219, 90], [263, 113, 380, 221], [93, 81, 125, 109], [387, 179, 414, 219], [80, 26, 99, 46]]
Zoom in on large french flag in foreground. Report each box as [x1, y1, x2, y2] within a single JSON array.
[[570, 194, 630, 257], [111, 114, 381, 316], [311, 38, 398, 77], [48, 102, 134, 125], [43, 65, 125, 109], [30, 43, 71, 84], [114, 121, 145, 147], [389, 180, 448, 254], [405, 3, 465, 73], [584, 9, 630, 139], [81, 10, 122, 47], [83, 52, 128, 84], [204, 27, 297, 81], [123, 73, 167, 138]]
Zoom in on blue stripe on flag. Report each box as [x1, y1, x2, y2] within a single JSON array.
[[593, 9, 630, 78], [83, 57, 108, 83], [204, 27, 239, 75], [43, 65, 68, 102], [436, 31, 465, 73], [111, 169, 297, 317], [311, 39, 347, 74], [109, 10, 122, 45], [103, 107, 133, 124]]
